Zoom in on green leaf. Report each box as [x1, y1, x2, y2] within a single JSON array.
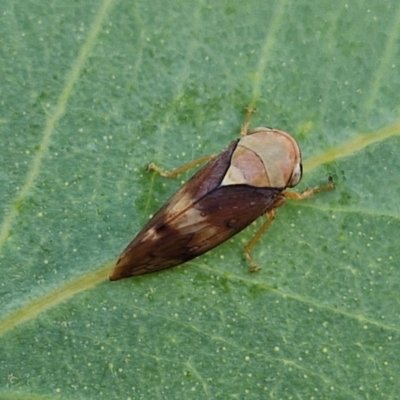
[[1, 0, 399, 398]]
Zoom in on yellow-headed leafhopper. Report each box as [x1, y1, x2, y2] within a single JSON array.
[[109, 111, 334, 281]]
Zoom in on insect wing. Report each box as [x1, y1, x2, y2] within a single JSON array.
[[109, 140, 282, 280], [174, 184, 283, 255], [110, 185, 281, 280], [109, 141, 238, 280]]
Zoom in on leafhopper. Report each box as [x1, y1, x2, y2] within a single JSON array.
[[110, 110, 334, 281]]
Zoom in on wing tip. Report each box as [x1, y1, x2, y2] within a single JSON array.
[[108, 257, 130, 281]]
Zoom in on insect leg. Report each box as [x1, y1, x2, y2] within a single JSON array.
[[244, 209, 277, 272], [147, 154, 215, 178], [284, 177, 335, 200], [148, 106, 257, 178], [240, 106, 257, 137]]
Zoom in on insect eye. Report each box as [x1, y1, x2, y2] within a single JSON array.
[[288, 162, 303, 188]]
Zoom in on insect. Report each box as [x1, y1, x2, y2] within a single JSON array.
[[109, 109, 334, 281]]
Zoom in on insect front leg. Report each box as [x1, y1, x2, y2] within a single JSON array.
[[240, 106, 257, 137], [147, 154, 215, 178], [284, 177, 335, 201]]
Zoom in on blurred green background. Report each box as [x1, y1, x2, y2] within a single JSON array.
[[1, 0, 399, 398]]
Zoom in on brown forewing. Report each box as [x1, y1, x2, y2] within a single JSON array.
[[109, 140, 284, 280]]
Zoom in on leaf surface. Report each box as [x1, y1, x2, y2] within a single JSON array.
[[1, 0, 400, 399]]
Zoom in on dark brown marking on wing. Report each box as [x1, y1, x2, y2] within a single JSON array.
[[186, 185, 283, 257], [110, 183, 283, 280]]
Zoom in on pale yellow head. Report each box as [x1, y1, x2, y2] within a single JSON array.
[[221, 128, 302, 189]]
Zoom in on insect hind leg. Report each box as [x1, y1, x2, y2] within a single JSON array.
[[244, 209, 277, 273]]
